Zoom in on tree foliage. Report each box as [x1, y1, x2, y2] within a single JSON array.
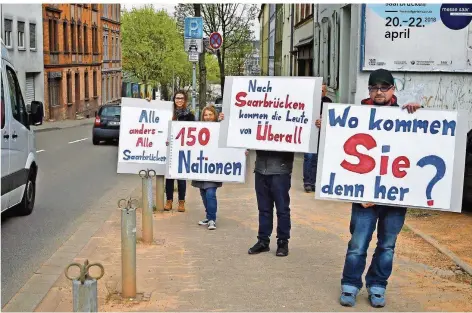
[[122, 5, 220, 100], [174, 4, 258, 94]]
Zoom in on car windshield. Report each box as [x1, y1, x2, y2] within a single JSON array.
[[100, 106, 120, 117]]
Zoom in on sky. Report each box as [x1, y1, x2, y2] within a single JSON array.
[[121, 3, 261, 41]]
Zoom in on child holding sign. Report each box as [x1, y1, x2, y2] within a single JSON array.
[[191, 106, 223, 230], [191, 105, 249, 230]]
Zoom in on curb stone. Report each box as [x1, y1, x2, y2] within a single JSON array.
[[404, 222, 472, 277]]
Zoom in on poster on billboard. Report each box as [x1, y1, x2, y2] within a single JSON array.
[[166, 121, 247, 183], [117, 98, 173, 175], [218, 76, 323, 153], [315, 103, 468, 212], [361, 3, 472, 72]]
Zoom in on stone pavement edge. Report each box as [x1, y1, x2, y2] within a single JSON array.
[[10, 152, 472, 312]]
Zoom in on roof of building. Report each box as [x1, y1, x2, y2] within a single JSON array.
[[258, 4, 265, 20]]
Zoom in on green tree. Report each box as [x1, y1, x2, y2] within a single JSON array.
[[175, 4, 258, 94], [122, 5, 190, 100]]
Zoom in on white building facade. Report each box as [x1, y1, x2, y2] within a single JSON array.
[[0, 4, 44, 107], [314, 4, 472, 129]]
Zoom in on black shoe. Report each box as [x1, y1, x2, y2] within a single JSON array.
[[304, 185, 312, 193], [248, 240, 270, 255], [276, 239, 289, 257]]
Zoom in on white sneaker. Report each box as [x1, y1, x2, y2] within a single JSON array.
[[198, 219, 209, 225], [207, 220, 216, 230]]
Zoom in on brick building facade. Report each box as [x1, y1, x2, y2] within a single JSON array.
[[100, 4, 121, 106], [42, 3, 121, 121]]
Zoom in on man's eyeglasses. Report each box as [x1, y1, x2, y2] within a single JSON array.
[[368, 85, 393, 93]]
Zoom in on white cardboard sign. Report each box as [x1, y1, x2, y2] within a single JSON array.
[[218, 76, 323, 153], [315, 103, 468, 212], [166, 121, 247, 183], [117, 98, 173, 175]]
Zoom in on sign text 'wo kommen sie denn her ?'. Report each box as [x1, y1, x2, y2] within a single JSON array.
[[117, 98, 173, 175], [315, 103, 468, 212], [219, 76, 323, 153], [166, 121, 247, 183]]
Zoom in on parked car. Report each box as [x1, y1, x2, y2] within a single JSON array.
[[1, 40, 44, 216], [462, 130, 472, 212], [92, 104, 121, 145]]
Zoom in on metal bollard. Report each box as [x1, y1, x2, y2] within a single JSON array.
[[65, 260, 104, 312], [118, 198, 138, 299], [139, 169, 155, 244], [155, 175, 165, 211]]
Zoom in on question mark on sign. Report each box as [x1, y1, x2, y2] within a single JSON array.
[[416, 155, 446, 207]]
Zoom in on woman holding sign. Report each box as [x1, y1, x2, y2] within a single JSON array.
[[148, 91, 195, 212]]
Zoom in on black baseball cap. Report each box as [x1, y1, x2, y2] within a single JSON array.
[[368, 69, 394, 86]]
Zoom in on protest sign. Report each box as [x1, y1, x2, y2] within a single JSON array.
[[219, 76, 323, 153], [166, 121, 247, 183], [117, 98, 173, 174], [315, 103, 468, 212]]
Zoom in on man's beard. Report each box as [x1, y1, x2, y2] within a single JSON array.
[[373, 98, 388, 105]]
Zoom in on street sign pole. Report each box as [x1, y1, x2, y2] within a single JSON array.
[[192, 62, 197, 113]]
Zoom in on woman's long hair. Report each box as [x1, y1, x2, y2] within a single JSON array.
[[201, 105, 218, 122], [172, 90, 188, 120]]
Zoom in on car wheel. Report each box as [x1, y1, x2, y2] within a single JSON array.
[[15, 170, 36, 216], [93, 137, 100, 145]]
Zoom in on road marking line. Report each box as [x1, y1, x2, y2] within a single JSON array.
[[68, 138, 88, 144], [36, 149, 45, 153]]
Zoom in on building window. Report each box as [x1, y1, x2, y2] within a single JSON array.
[[48, 76, 61, 107], [92, 24, 98, 54], [103, 33, 108, 60], [63, 20, 69, 53], [93, 70, 97, 97], [71, 20, 76, 53], [67, 72, 72, 104], [84, 25, 88, 54], [78, 21, 82, 54], [18, 21, 25, 49], [29, 23, 36, 50], [92, 4, 98, 11], [103, 4, 108, 18], [4, 19, 12, 47], [85, 71, 89, 99], [111, 36, 114, 60], [48, 19, 58, 52]]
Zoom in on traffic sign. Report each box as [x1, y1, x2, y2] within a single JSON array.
[[184, 17, 203, 39], [209, 32, 223, 50], [188, 50, 199, 63], [184, 38, 203, 53]]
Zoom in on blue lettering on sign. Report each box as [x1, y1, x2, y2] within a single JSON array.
[[178, 150, 242, 176], [184, 17, 203, 39]]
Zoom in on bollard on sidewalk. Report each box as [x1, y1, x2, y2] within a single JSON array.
[[139, 169, 155, 244], [155, 175, 165, 211], [65, 260, 104, 312], [119, 197, 138, 299]]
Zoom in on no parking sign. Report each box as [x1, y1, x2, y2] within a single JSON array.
[[209, 32, 223, 50]]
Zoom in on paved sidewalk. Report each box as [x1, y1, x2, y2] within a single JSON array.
[[32, 117, 95, 132], [34, 154, 472, 312]]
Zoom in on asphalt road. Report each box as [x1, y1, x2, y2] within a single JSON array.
[[1, 124, 135, 307]]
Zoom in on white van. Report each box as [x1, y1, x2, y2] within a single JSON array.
[[1, 40, 44, 216]]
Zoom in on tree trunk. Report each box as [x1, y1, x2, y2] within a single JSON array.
[[194, 4, 207, 111]]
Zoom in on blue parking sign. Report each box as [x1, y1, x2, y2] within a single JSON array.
[[184, 17, 203, 39]]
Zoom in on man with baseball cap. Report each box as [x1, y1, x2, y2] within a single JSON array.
[[316, 68, 421, 308]]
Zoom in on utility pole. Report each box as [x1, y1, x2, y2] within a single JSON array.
[[194, 4, 207, 111]]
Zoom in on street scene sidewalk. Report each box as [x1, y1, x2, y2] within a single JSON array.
[[31, 117, 95, 133], [32, 154, 472, 312]]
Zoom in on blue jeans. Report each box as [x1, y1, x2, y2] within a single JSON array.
[[166, 179, 186, 201], [200, 187, 217, 221], [341, 203, 407, 290], [303, 153, 318, 188], [255, 172, 292, 241]]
